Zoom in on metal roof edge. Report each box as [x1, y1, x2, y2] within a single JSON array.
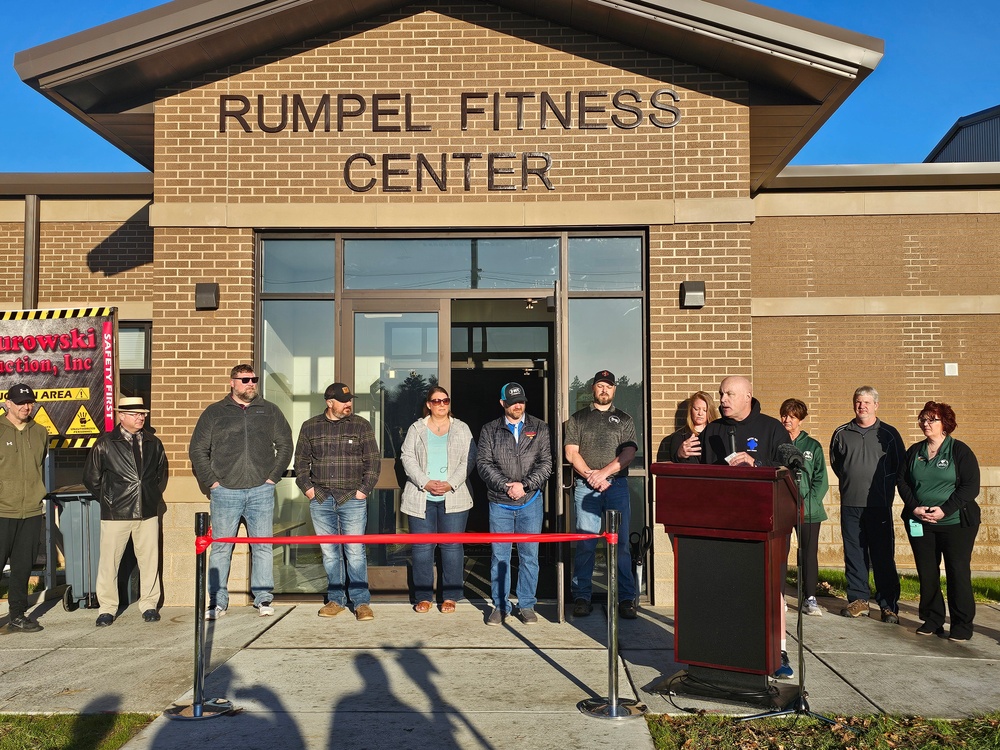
[[0, 172, 154, 197], [766, 163, 1000, 191]]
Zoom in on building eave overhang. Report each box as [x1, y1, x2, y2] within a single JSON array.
[[767, 163, 1000, 192], [14, 0, 883, 188], [0, 172, 155, 198]]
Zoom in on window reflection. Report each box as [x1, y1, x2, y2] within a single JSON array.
[[567, 298, 644, 464], [569, 237, 642, 291], [262, 239, 336, 293]]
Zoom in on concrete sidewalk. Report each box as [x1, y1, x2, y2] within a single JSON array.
[[1, 593, 999, 749]]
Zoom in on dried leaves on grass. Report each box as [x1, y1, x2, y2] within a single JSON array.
[[647, 713, 1000, 750]]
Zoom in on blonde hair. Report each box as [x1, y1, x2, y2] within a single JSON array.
[[686, 391, 719, 432]]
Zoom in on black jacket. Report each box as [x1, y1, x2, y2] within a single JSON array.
[[83, 425, 166, 521], [700, 398, 790, 466], [477, 414, 553, 506], [897, 437, 981, 528]]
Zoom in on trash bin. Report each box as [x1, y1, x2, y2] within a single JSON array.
[[49, 488, 101, 610]]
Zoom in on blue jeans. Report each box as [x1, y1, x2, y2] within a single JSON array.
[[489, 498, 543, 612], [208, 483, 275, 609], [310, 497, 370, 607], [408, 503, 469, 603], [571, 478, 635, 602]]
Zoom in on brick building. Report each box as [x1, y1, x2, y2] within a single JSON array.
[[3, 0, 997, 608]]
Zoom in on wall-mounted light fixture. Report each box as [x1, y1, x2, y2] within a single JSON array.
[[195, 283, 220, 311], [679, 281, 706, 309]]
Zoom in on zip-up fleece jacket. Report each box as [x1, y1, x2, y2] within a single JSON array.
[[189, 395, 293, 490], [829, 418, 904, 508], [477, 414, 553, 506], [0, 417, 48, 518]]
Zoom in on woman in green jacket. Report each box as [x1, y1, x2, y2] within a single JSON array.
[[780, 398, 829, 617]]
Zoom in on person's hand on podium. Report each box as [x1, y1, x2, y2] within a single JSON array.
[[725, 451, 756, 467]]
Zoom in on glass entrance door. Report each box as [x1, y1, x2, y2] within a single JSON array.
[[340, 299, 448, 594]]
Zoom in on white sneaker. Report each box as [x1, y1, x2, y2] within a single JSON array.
[[205, 605, 227, 620], [256, 603, 275, 617], [801, 596, 823, 617]]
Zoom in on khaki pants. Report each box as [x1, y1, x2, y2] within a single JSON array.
[[96, 517, 161, 615]]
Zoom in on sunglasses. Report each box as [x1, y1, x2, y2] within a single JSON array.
[[234, 376, 260, 384], [428, 398, 451, 405]]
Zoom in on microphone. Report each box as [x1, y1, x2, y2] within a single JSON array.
[[727, 426, 736, 456], [777, 443, 805, 471]]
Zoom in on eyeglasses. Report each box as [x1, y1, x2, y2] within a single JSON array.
[[234, 376, 259, 384], [428, 398, 451, 405], [918, 417, 941, 425], [122, 412, 147, 418]]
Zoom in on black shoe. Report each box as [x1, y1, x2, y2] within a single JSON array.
[[619, 600, 638, 620], [948, 631, 972, 642], [8, 615, 43, 633], [915, 622, 945, 636], [95, 614, 115, 627], [573, 598, 592, 617], [142, 609, 161, 623]]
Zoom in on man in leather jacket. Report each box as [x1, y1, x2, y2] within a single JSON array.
[[83, 396, 166, 626]]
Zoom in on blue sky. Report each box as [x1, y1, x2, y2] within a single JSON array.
[[2, 0, 997, 172]]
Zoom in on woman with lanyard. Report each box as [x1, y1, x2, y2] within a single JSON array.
[[400, 386, 476, 614], [897, 401, 981, 641]]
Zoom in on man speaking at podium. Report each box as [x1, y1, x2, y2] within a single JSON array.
[[676, 376, 789, 467], [676, 375, 795, 678]]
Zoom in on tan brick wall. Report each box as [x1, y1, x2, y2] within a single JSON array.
[[751, 213, 1000, 577], [152, 227, 256, 606], [0, 222, 24, 306], [752, 214, 1000, 297], [155, 3, 747, 204], [38, 222, 154, 308], [647, 221, 754, 603]]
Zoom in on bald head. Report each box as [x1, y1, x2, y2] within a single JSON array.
[[719, 376, 753, 421]]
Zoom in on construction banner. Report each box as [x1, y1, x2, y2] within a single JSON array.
[[0, 308, 116, 448]]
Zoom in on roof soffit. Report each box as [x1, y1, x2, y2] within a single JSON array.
[[14, 0, 883, 185]]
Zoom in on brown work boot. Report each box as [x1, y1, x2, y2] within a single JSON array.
[[840, 599, 869, 618], [318, 601, 346, 618], [355, 604, 374, 621]]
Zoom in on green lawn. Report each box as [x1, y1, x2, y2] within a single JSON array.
[[0, 714, 154, 750], [789, 569, 1000, 604]]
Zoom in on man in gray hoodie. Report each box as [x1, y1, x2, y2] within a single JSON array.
[[190, 364, 293, 620]]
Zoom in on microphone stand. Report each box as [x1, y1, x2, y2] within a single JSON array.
[[741, 464, 836, 726]]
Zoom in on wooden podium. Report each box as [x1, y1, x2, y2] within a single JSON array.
[[651, 462, 799, 698]]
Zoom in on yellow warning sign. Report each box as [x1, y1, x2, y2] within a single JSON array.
[[36, 388, 90, 402], [31, 405, 60, 436], [65, 405, 100, 435]]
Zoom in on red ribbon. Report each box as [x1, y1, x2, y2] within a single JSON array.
[[195, 530, 618, 552]]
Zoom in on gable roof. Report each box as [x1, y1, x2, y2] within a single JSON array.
[[925, 104, 1000, 164], [14, 0, 882, 191]]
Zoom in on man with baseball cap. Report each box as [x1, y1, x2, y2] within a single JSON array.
[[1, 383, 47, 632], [477, 382, 552, 625], [564, 370, 639, 619], [295, 382, 380, 621], [84, 396, 166, 626]]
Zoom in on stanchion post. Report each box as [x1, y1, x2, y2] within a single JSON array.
[[164, 511, 232, 720], [193, 511, 208, 716], [577, 509, 646, 720]]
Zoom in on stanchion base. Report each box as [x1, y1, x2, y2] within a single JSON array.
[[577, 697, 648, 720], [163, 698, 234, 720]]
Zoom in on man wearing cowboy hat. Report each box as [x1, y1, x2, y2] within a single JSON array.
[[83, 395, 166, 626]]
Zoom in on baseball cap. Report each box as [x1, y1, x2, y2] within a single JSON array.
[[500, 382, 526, 404], [6, 383, 36, 404], [593, 370, 616, 386], [324, 383, 354, 402]]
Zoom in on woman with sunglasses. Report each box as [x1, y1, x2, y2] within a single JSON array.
[[400, 386, 476, 613], [897, 401, 981, 641]]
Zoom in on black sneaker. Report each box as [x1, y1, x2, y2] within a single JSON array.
[[573, 598, 592, 617], [142, 609, 161, 623], [619, 600, 638, 620], [95, 613, 115, 627], [916, 622, 945, 636], [8, 615, 43, 633]]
